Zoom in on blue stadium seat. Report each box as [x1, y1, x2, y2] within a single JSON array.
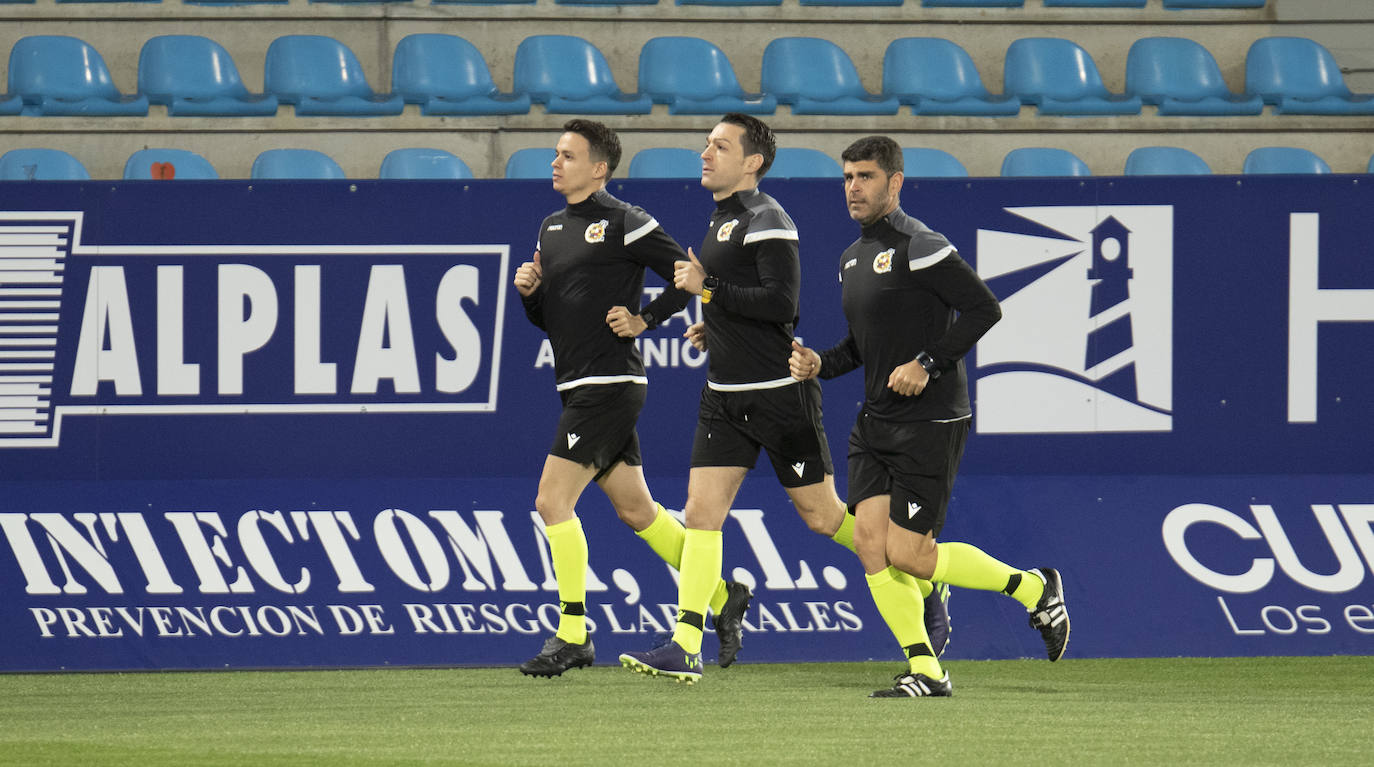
[[1001, 148, 1091, 177], [768, 148, 842, 178], [1044, 0, 1143, 6], [8, 36, 149, 116], [124, 148, 219, 179], [1244, 37, 1374, 115], [505, 148, 553, 179], [676, 0, 777, 5], [251, 149, 347, 179], [901, 148, 969, 178], [799, 0, 899, 6], [0, 149, 90, 180], [922, 0, 1022, 6], [431, 0, 531, 4], [1164, 0, 1264, 7], [1123, 147, 1211, 175], [761, 38, 899, 115], [628, 148, 701, 178], [1126, 37, 1263, 116], [379, 148, 474, 179], [638, 37, 775, 116], [265, 35, 404, 116], [139, 36, 278, 117], [391, 34, 530, 116], [1003, 38, 1142, 116], [1242, 147, 1331, 175], [883, 38, 1020, 117], [513, 36, 652, 114], [556, 0, 654, 4]]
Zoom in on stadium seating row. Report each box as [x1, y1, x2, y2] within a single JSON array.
[[3, 33, 1367, 118], [0, 0, 1270, 6], [2, 144, 1353, 181]]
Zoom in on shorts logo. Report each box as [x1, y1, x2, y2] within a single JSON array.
[[716, 219, 738, 242], [791, 461, 805, 478], [974, 205, 1173, 434], [907, 501, 921, 519], [566, 432, 581, 449], [873, 249, 894, 274], [584, 220, 608, 244]]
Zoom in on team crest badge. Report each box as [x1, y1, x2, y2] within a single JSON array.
[[585, 219, 608, 243], [873, 248, 894, 274], [717, 219, 738, 242]]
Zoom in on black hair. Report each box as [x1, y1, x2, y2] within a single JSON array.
[[718, 113, 776, 178], [562, 119, 622, 178], [841, 136, 904, 177]]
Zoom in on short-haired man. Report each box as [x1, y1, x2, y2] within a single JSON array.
[[513, 119, 751, 677], [618, 115, 948, 683], [790, 135, 1070, 697]]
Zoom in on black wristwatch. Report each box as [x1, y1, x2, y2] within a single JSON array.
[[915, 351, 941, 380], [701, 275, 720, 304], [638, 308, 657, 329]]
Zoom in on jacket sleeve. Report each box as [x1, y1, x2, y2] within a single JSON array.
[[711, 236, 800, 323], [915, 249, 1001, 372], [818, 331, 862, 379], [624, 207, 691, 328], [521, 283, 547, 330]]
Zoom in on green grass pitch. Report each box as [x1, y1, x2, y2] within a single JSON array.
[[2, 656, 1369, 766]]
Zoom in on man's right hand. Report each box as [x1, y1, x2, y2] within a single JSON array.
[[684, 321, 707, 352], [514, 250, 543, 297], [789, 340, 821, 380]]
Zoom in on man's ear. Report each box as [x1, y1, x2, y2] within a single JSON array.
[[744, 153, 764, 176], [888, 171, 904, 198]]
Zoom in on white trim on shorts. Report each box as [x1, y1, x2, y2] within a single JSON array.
[[556, 374, 649, 392], [706, 376, 798, 392]]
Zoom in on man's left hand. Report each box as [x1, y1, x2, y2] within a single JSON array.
[[606, 306, 648, 338], [887, 358, 930, 397]]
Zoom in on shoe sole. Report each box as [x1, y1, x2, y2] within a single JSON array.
[[618, 655, 701, 685], [1039, 569, 1070, 662], [716, 585, 754, 668], [519, 658, 593, 678]]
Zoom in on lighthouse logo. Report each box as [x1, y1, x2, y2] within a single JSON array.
[[973, 205, 1173, 434]]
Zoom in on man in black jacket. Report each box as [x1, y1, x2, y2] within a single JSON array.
[[790, 135, 1070, 698], [514, 120, 750, 678]]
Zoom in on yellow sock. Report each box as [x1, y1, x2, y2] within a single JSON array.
[[892, 568, 934, 599], [830, 507, 857, 554], [638, 504, 729, 614], [934, 541, 1042, 610], [671, 528, 722, 654], [866, 567, 941, 679], [545, 517, 588, 644]]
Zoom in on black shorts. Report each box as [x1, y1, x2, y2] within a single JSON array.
[[847, 413, 969, 536], [690, 379, 833, 488], [549, 382, 645, 476]]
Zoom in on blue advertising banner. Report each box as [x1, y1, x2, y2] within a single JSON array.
[[0, 176, 1371, 671]]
